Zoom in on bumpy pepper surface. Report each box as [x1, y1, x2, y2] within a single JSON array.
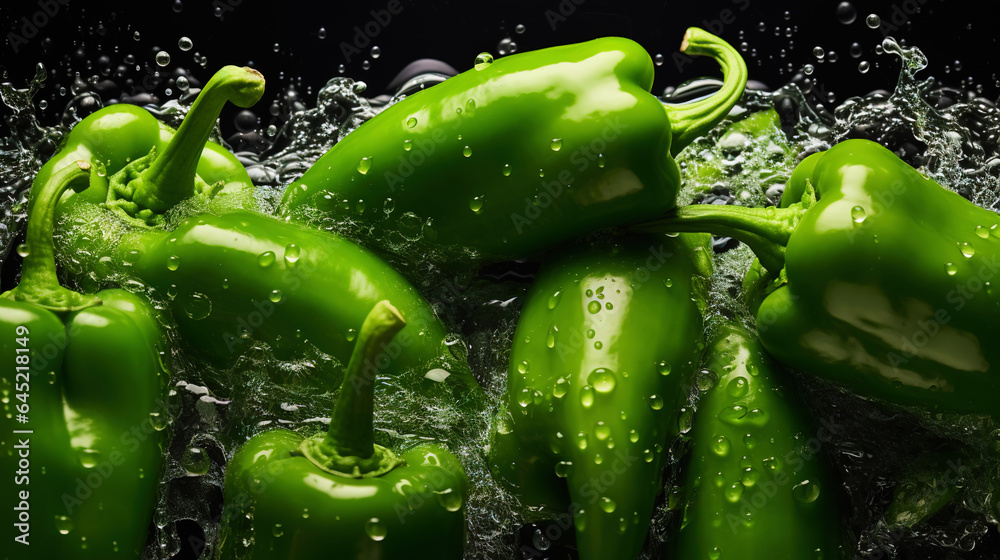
[[648, 138, 1000, 416], [42, 67, 483, 403], [1, 161, 168, 559], [672, 322, 845, 559], [218, 301, 467, 560], [280, 28, 746, 262], [488, 233, 711, 560]]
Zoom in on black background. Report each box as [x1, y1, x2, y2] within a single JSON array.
[[2, 0, 998, 138]]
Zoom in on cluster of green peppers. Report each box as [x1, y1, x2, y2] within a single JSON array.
[[5, 17, 994, 560]]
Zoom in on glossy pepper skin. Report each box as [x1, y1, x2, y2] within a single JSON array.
[[218, 301, 467, 560], [46, 68, 483, 401], [672, 323, 845, 559], [649, 139, 1000, 417], [488, 233, 712, 560], [38, 65, 264, 225], [1, 162, 168, 559], [280, 28, 746, 263]]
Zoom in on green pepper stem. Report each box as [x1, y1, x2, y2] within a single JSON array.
[[325, 300, 407, 456], [296, 300, 408, 478], [129, 66, 264, 212], [1, 161, 101, 311], [664, 27, 748, 156], [635, 204, 799, 273]]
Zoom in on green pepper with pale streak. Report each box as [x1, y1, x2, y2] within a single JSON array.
[[672, 322, 846, 559], [280, 28, 746, 263], [488, 233, 712, 560], [1, 161, 169, 559]]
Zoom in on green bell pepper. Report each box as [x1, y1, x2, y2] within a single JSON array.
[[488, 233, 712, 560], [280, 28, 746, 263], [647, 138, 1000, 417], [1, 161, 168, 558], [218, 300, 467, 560], [672, 322, 845, 558], [41, 67, 483, 403], [38, 65, 264, 226]]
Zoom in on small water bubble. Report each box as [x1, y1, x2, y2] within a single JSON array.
[[600, 496, 617, 513], [362, 60, 371, 70], [257, 251, 276, 267], [183, 292, 212, 320], [696, 369, 719, 391], [172, 0, 183, 12], [812, 46, 824, 59], [711, 435, 732, 457], [648, 394, 664, 410], [792, 480, 821, 503], [515, 24, 526, 34], [462, 145, 472, 157], [469, 196, 484, 213], [269, 290, 284, 303], [547, 290, 562, 309], [803, 64, 814, 75], [945, 263, 958, 276], [370, 46, 381, 59], [588, 368, 617, 393], [406, 116, 417, 128], [338, 64, 346, 74], [502, 163, 512, 176], [474, 52, 494, 70], [176, 75, 189, 90], [851, 206, 867, 224], [961, 243, 975, 258], [181, 446, 210, 475], [580, 385, 595, 408], [178, 37, 193, 51], [364, 518, 387, 541], [837, 2, 857, 24], [353, 81, 367, 93], [587, 301, 601, 314], [357, 156, 372, 175], [318, 27, 327, 39], [38, 99, 48, 110], [553, 377, 568, 398], [976, 225, 991, 238], [858, 61, 870, 73], [133, 31, 141, 41], [79, 449, 100, 468], [166, 255, 180, 271], [16, 243, 29, 258], [272, 43, 280, 52], [866, 14, 881, 28], [55, 515, 73, 535]]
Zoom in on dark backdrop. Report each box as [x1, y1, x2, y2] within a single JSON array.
[[2, 0, 997, 138]]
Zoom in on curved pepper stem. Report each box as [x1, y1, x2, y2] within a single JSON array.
[[126, 66, 264, 213], [664, 27, 748, 156], [1, 161, 101, 312], [297, 300, 408, 478]]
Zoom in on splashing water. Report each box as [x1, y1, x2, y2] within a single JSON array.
[[3, 24, 1000, 560]]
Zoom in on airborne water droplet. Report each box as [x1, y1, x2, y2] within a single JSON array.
[[463, 145, 472, 157], [550, 138, 563, 151], [502, 163, 512, 176], [648, 394, 664, 410], [55, 515, 73, 535], [167, 255, 180, 271], [600, 496, 617, 513], [866, 14, 881, 28], [155, 51, 171, 67], [178, 36, 193, 51], [470, 196, 484, 213]]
